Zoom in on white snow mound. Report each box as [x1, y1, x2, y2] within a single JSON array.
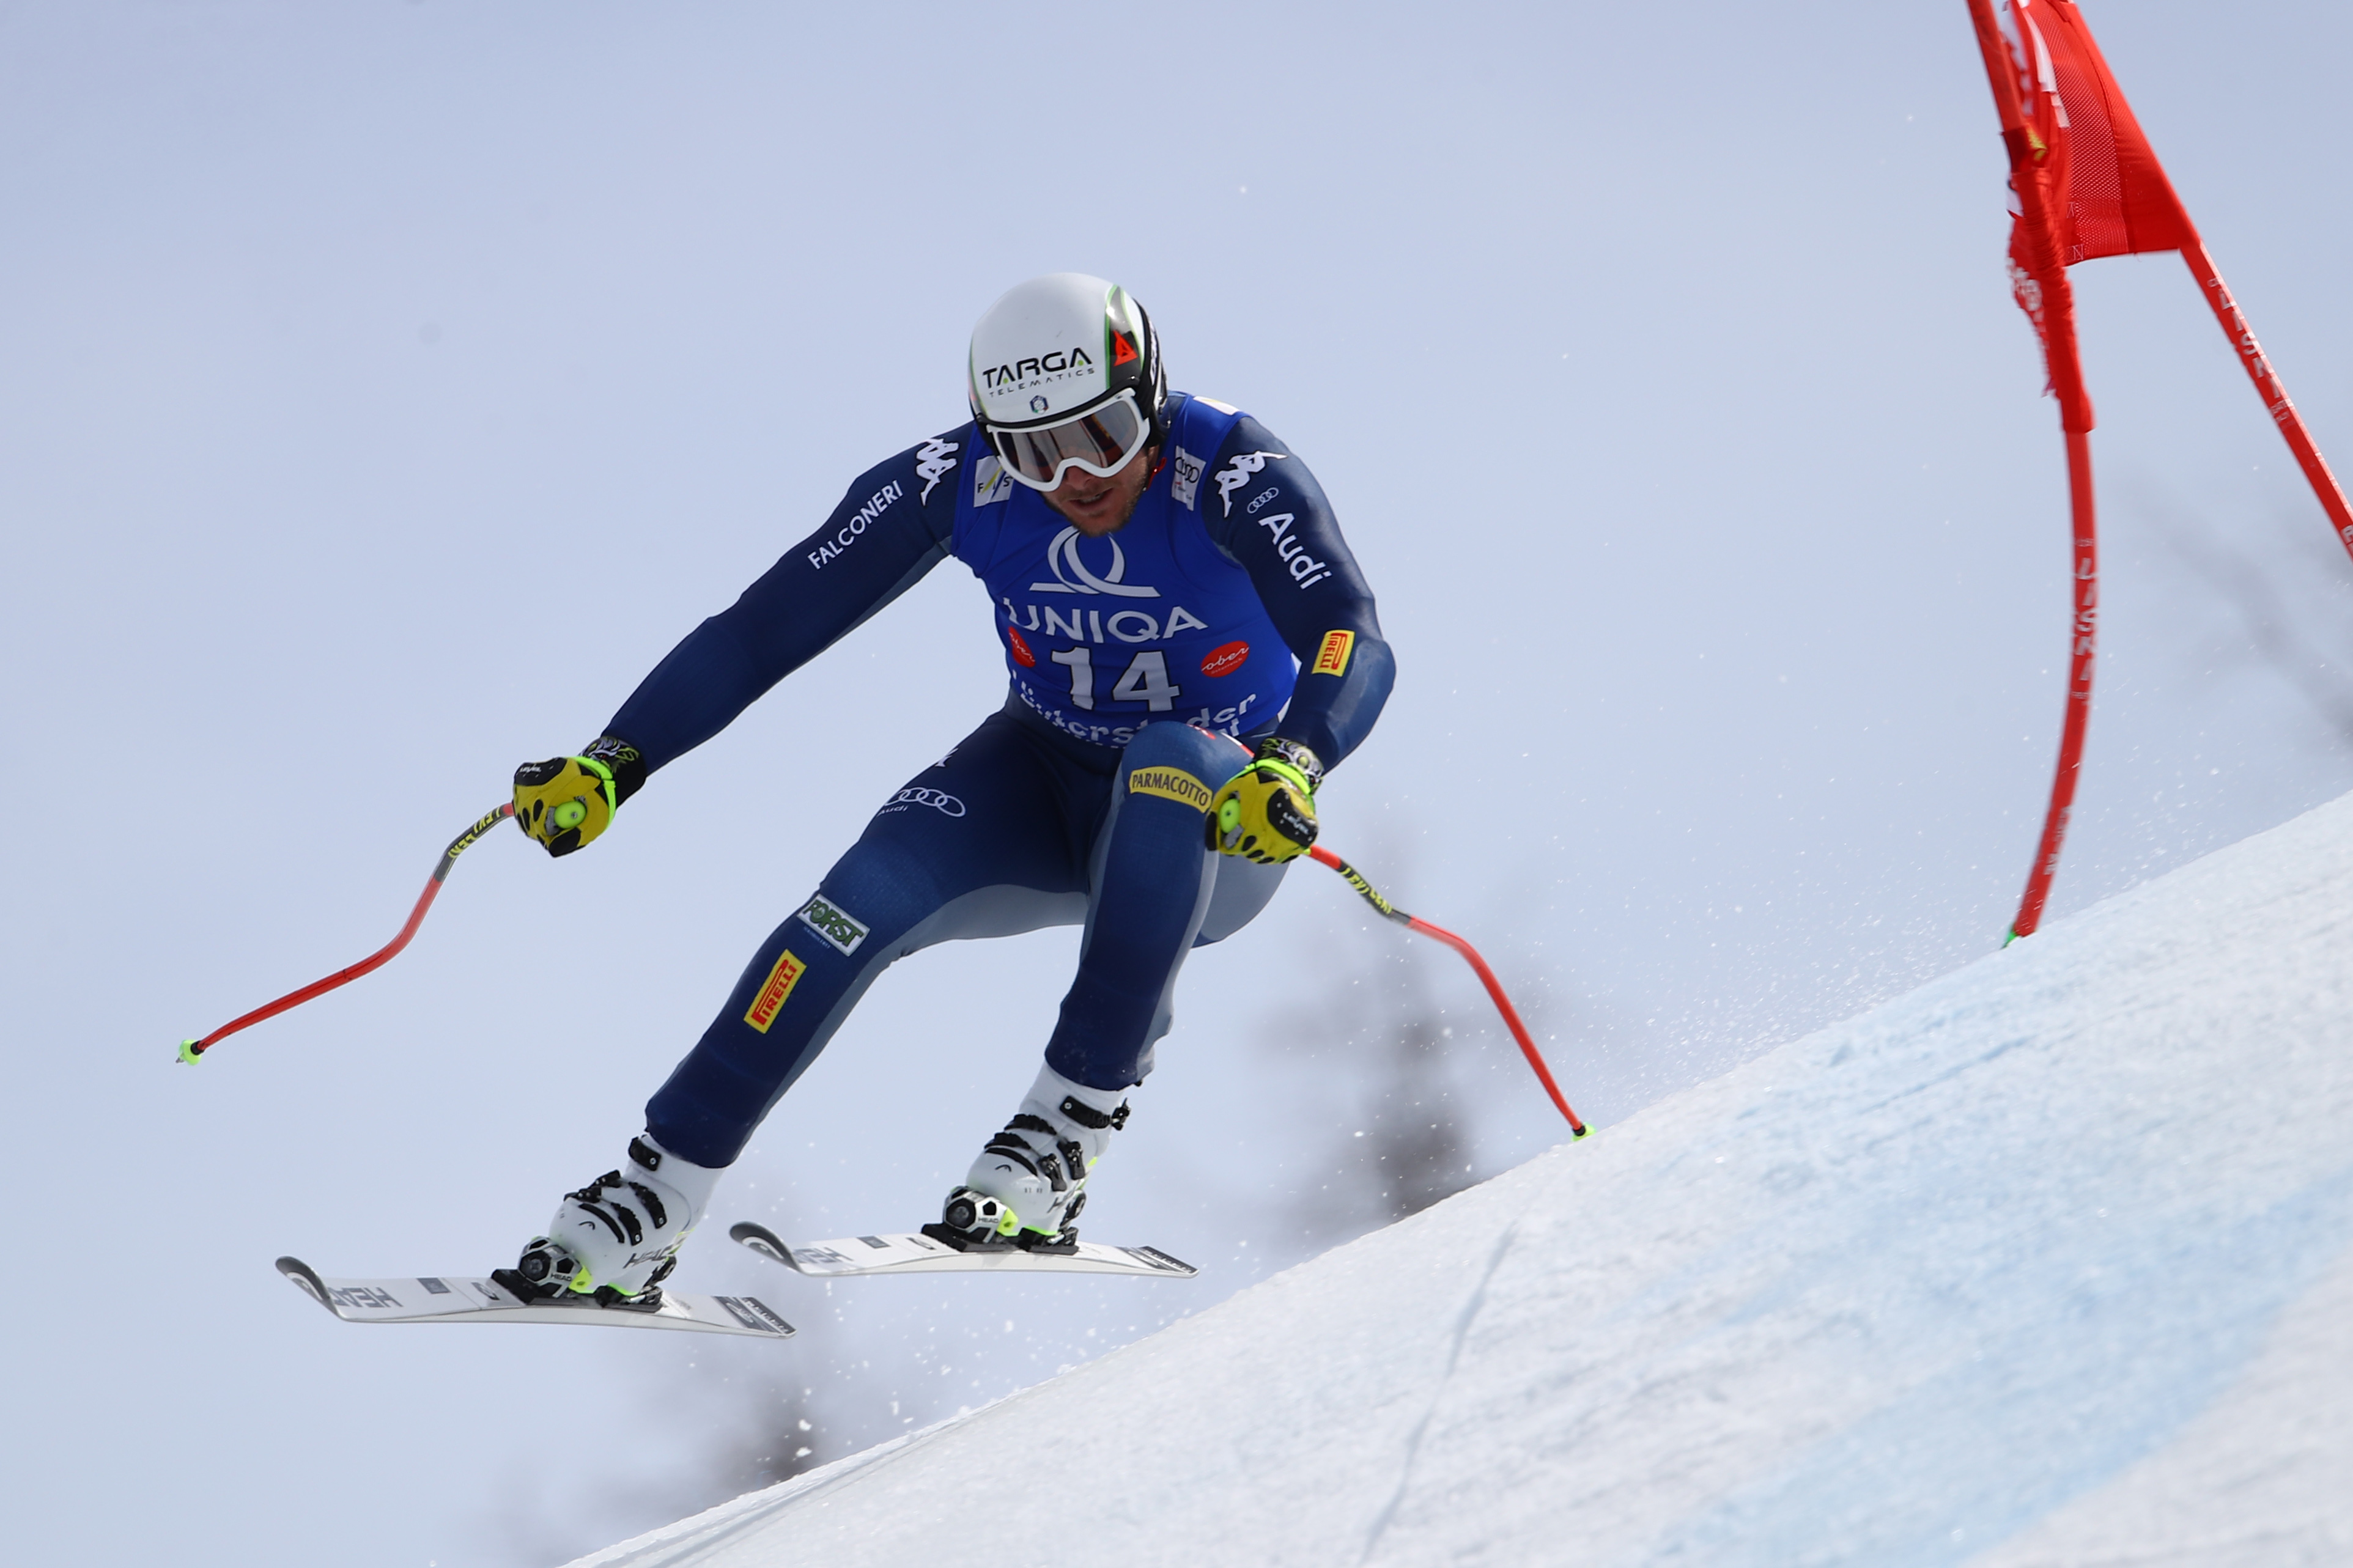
[[574, 794, 2353, 1567]]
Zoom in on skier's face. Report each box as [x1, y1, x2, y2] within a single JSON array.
[[1044, 444, 1158, 537]]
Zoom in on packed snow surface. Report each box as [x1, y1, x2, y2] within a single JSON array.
[[574, 795, 2353, 1567]]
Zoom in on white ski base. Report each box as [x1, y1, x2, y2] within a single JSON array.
[[274, 1257, 795, 1339], [729, 1221, 1197, 1279]]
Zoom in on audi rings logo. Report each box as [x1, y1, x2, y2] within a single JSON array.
[[1030, 526, 1161, 598], [885, 787, 966, 817]]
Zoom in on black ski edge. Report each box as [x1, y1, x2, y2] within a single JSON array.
[[276, 1256, 338, 1316]]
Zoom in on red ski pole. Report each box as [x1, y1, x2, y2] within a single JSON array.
[[177, 803, 515, 1064], [1306, 844, 1588, 1137]]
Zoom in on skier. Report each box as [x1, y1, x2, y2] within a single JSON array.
[[497, 273, 1395, 1305]]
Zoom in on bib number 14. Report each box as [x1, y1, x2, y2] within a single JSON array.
[[1051, 647, 1180, 712]]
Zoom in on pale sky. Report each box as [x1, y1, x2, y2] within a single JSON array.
[[6, 4, 2350, 1564]]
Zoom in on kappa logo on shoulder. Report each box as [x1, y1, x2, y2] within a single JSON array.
[[1215, 451, 1287, 516], [915, 436, 959, 503], [795, 893, 869, 957]]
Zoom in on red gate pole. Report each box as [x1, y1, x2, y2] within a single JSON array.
[[1967, 0, 2100, 944], [2181, 241, 2353, 562], [2009, 430, 2099, 942]]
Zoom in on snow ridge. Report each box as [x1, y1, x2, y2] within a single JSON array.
[[576, 792, 2353, 1568], [1359, 1218, 1521, 1565]]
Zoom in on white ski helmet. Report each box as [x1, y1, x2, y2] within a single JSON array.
[[967, 273, 1166, 491]]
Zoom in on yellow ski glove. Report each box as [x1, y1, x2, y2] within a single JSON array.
[[1208, 737, 1324, 864], [514, 737, 644, 858]]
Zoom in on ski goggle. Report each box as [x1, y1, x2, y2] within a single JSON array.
[[986, 390, 1152, 491]]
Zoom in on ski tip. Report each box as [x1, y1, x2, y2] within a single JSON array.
[[275, 1256, 336, 1315], [177, 1038, 205, 1066], [728, 1221, 794, 1268]]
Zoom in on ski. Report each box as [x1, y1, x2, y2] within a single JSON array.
[[728, 1220, 1197, 1279], [274, 1256, 795, 1339]]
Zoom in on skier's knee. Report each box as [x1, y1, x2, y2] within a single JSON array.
[[1120, 721, 1242, 795], [1195, 854, 1286, 946]]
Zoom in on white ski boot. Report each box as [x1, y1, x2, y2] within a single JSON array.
[[498, 1133, 722, 1306], [928, 1064, 1130, 1253]]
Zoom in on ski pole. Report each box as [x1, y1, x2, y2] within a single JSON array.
[[1306, 844, 1588, 1138], [177, 802, 515, 1064]]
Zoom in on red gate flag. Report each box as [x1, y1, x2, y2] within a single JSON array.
[[1964, 0, 2353, 943], [2001, 0, 2196, 267]]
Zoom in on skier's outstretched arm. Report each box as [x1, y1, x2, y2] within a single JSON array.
[[512, 432, 967, 855]]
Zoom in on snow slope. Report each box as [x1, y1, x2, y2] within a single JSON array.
[[572, 793, 2353, 1567]]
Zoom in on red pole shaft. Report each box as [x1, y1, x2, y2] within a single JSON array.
[[1306, 844, 1588, 1136], [2181, 241, 2353, 562], [1962, 0, 2030, 141], [1400, 914, 1586, 1135], [2010, 429, 2098, 941], [1965, 0, 2099, 944], [179, 802, 514, 1062], [184, 880, 451, 1052]]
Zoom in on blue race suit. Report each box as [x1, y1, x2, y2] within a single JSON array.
[[604, 392, 1395, 1168]]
